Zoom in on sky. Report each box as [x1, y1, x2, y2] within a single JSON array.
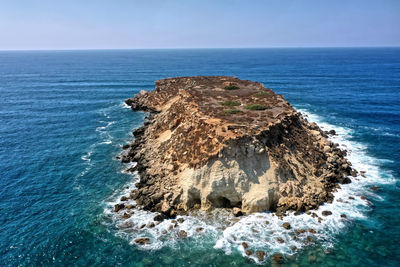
[[0, 0, 399, 50]]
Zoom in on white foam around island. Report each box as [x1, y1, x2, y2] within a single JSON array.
[[103, 108, 396, 263]]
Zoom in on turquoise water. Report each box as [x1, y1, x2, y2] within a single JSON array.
[[0, 48, 399, 266]]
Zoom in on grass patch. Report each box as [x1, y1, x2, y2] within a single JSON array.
[[223, 109, 241, 114], [245, 104, 270, 110], [221, 100, 241, 106], [253, 91, 272, 97], [224, 85, 240, 90]]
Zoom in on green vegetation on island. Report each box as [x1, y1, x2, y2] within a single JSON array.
[[223, 109, 241, 114], [221, 100, 241, 106], [245, 104, 270, 110], [224, 85, 240, 90]]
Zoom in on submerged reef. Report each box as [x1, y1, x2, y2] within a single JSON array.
[[119, 76, 356, 218]]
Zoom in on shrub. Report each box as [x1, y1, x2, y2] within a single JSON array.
[[221, 100, 241, 106], [223, 109, 241, 114], [245, 104, 270, 110], [253, 91, 271, 97], [224, 85, 240, 90]]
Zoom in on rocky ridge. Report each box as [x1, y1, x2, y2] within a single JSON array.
[[120, 76, 355, 218]]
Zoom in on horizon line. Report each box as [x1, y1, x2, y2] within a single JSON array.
[[0, 45, 400, 52]]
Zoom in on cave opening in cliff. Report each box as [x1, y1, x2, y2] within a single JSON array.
[[187, 189, 201, 208], [214, 196, 232, 208]]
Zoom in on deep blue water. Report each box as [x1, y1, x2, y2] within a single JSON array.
[[0, 48, 399, 266]]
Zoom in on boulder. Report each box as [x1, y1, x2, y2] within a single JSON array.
[[350, 169, 358, 177], [272, 253, 284, 264], [114, 203, 125, 212], [122, 144, 130, 150], [256, 251, 266, 261], [154, 214, 166, 222], [233, 207, 243, 217], [276, 237, 285, 243], [135, 237, 150, 245], [322, 210, 332, 216], [122, 212, 131, 219], [178, 230, 188, 238]]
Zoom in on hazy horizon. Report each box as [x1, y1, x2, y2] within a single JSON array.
[[1, 0, 399, 50], [1, 46, 400, 52]]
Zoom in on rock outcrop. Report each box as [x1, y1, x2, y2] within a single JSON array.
[[122, 76, 354, 217]]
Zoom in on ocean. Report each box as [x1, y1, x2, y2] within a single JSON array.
[[0, 48, 399, 266]]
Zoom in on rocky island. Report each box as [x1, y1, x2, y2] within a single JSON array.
[[121, 76, 355, 218]]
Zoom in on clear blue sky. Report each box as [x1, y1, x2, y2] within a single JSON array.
[[0, 0, 399, 50]]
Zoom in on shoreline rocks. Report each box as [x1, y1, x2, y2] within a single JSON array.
[[122, 76, 356, 218]]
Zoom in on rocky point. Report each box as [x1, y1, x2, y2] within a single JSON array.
[[120, 76, 355, 218]]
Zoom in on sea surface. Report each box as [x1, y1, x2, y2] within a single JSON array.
[[0, 48, 399, 266]]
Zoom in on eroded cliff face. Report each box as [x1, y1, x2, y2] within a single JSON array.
[[122, 76, 354, 217]]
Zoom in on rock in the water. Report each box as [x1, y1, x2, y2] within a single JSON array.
[[135, 238, 150, 245], [123, 144, 130, 150], [245, 250, 253, 256], [296, 229, 306, 234], [126, 204, 135, 209], [282, 222, 291, 229], [341, 177, 352, 184], [350, 169, 358, 177], [153, 214, 166, 222], [276, 237, 285, 243], [122, 212, 131, 219], [272, 253, 284, 264], [256, 251, 266, 261], [233, 207, 243, 217], [328, 129, 336, 135], [178, 230, 188, 238], [322, 210, 332, 216], [242, 242, 249, 249], [114, 203, 125, 212]]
